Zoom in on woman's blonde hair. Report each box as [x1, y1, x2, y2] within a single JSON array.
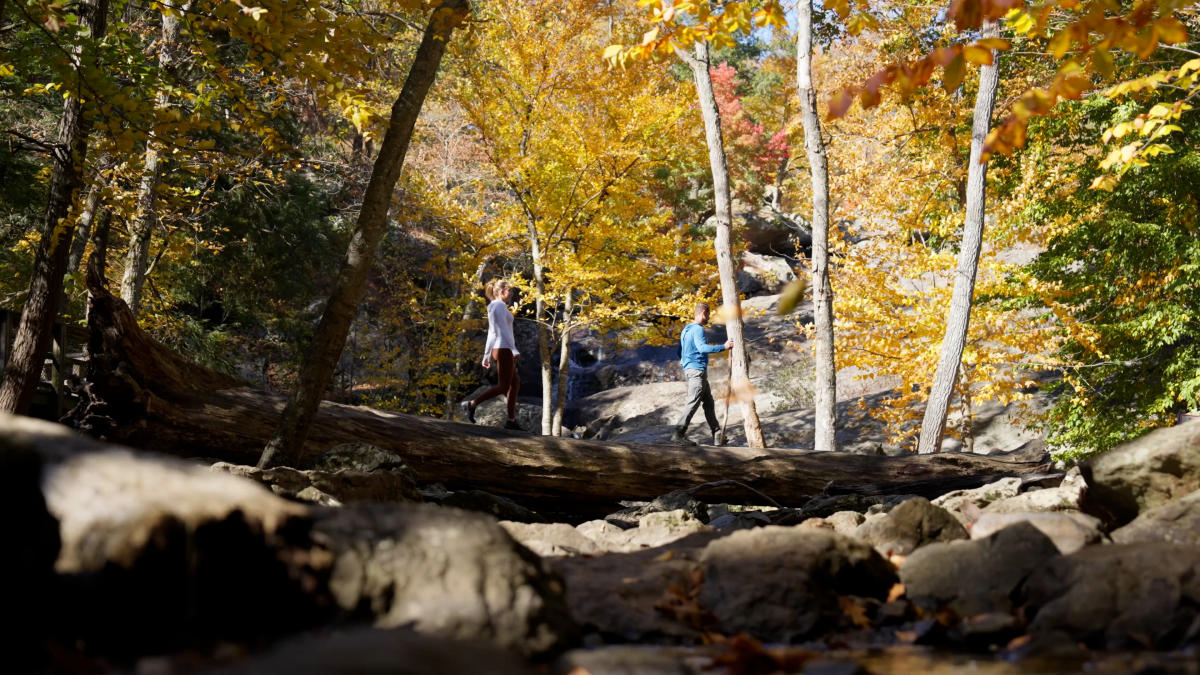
[[485, 278, 511, 301]]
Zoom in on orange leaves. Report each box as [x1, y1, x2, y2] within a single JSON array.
[[829, 0, 1194, 161], [604, 0, 786, 67]]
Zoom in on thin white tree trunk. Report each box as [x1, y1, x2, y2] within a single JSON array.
[[685, 40, 765, 448], [796, 0, 837, 453], [917, 21, 1000, 454], [551, 289, 572, 436], [120, 4, 189, 317]]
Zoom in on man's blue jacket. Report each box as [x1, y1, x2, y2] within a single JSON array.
[[680, 322, 726, 371]]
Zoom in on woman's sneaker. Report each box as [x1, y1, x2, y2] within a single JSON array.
[[460, 400, 476, 423], [503, 419, 522, 431]]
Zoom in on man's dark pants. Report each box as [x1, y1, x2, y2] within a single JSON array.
[[675, 368, 718, 434]]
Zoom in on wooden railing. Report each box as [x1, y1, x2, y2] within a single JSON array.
[[0, 309, 89, 418]]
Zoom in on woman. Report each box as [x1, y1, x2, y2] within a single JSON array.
[[461, 278, 522, 430]]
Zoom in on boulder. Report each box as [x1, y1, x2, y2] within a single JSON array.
[[580, 509, 713, 554], [826, 511, 866, 537], [311, 503, 576, 657], [851, 497, 968, 556], [982, 470, 1085, 515], [1111, 490, 1200, 546], [931, 477, 1023, 527], [736, 251, 797, 296], [1023, 543, 1200, 649], [699, 527, 896, 642], [552, 532, 722, 643], [604, 490, 710, 529], [900, 521, 1060, 617], [315, 443, 411, 473], [970, 511, 1103, 554], [500, 522, 601, 557], [1081, 419, 1200, 526]]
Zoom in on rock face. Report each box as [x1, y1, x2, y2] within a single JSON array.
[[851, 497, 968, 556], [1081, 419, 1200, 526], [900, 521, 1061, 617], [1023, 543, 1200, 649], [311, 503, 576, 657], [699, 527, 896, 642], [1111, 490, 1200, 546], [970, 511, 1103, 555], [315, 442, 412, 473], [736, 251, 797, 296]]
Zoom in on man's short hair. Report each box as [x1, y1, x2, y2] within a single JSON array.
[[695, 302, 709, 314]]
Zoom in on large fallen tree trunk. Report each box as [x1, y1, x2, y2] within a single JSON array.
[[79, 278, 1050, 509]]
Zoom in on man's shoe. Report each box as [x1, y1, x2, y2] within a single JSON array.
[[460, 400, 476, 423], [503, 419, 523, 431], [670, 430, 698, 447], [711, 430, 725, 447]]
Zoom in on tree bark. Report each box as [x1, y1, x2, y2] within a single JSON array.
[[258, 0, 469, 467], [120, 3, 189, 317], [685, 40, 765, 448], [0, 0, 109, 415], [551, 289, 573, 436], [67, 183, 103, 275], [796, 0, 837, 453], [78, 278, 1050, 511], [528, 226, 553, 435], [917, 22, 1000, 454]]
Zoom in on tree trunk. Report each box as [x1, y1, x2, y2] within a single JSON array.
[[0, 0, 109, 415], [551, 290, 573, 436], [67, 183, 103, 275], [77, 279, 1051, 512], [796, 1, 837, 453], [526, 222, 554, 435], [917, 22, 1000, 454], [685, 40, 765, 448], [258, 0, 469, 468], [120, 4, 189, 317]]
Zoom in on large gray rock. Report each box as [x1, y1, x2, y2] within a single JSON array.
[[851, 497, 967, 556], [900, 521, 1060, 617], [315, 443, 411, 473], [1023, 543, 1200, 649], [931, 478, 1023, 527], [970, 511, 1102, 555], [552, 532, 722, 643], [983, 469, 1085, 515], [699, 527, 896, 642], [1082, 419, 1200, 526], [736, 251, 797, 295], [578, 510, 713, 553], [500, 522, 601, 557], [605, 490, 709, 529], [311, 503, 576, 657], [1111, 489, 1200, 546]]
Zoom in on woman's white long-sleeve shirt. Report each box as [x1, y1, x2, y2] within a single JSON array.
[[483, 299, 519, 357]]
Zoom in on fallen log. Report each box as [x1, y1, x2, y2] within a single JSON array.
[[79, 276, 1050, 510]]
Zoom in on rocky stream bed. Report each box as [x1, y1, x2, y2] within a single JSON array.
[[5, 409, 1200, 674]]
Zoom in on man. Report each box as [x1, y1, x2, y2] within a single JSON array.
[[672, 302, 734, 446]]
